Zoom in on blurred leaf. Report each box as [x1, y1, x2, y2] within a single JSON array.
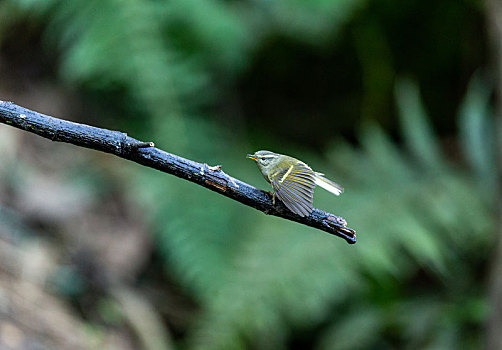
[[317, 307, 383, 350], [50, 265, 87, 297], [395, 78, 443, 169], [458, 72, 496, 190], [164, 0, 252, 74], [256, 0, 367, 43]]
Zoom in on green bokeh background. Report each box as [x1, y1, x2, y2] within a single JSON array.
[[0, 0, 497, 349]]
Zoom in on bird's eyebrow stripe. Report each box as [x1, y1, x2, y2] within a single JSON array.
[[259, 155, 276, 158]]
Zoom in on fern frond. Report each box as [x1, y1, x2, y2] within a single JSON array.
[[395, 78, 443, 169]]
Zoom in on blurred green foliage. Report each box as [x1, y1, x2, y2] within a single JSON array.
[[1, 0, 495, 349]]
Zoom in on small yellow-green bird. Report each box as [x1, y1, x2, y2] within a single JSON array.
[[247, 150, 343, 217]]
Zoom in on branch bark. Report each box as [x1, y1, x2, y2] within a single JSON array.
[[0, 101, 356, 244]]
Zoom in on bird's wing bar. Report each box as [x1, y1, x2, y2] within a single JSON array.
[[271, 163, 315, 217]]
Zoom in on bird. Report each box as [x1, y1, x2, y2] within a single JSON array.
[[247, 150, 343, 217]]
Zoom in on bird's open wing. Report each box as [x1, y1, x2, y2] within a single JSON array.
[[270, 162, 315, 217]]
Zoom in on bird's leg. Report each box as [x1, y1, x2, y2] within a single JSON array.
[[263, 190, 276, 205]]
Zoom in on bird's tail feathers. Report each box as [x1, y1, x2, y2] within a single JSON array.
[[314, 173, 343, 195]]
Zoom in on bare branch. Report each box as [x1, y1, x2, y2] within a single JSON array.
[[0, 101, 356, 244]]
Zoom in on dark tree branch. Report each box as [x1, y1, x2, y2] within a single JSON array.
[[0, 101, 356, 244]]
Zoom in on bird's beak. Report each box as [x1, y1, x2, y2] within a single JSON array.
[[246, 154, 257, 160]]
